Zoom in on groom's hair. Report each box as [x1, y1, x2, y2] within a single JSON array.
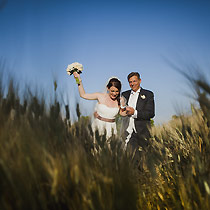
[[127, 72, 140, 81]]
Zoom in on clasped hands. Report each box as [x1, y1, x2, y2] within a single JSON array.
[[121, 106, 135, 116]]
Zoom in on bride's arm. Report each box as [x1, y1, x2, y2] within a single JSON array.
[[73, 72, 101, 100]]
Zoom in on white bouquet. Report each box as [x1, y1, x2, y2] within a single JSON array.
[[66, 62, 83, 84]]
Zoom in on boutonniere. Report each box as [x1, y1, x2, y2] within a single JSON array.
[[140, 94, 146, 99]]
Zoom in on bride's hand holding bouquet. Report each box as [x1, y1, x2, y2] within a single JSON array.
[[72, 71, 82, 85], [66, 62, 83, 85], [66, 62, 89, 100]]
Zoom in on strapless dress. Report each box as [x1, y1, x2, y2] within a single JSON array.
[[91, 103, 119, 138]]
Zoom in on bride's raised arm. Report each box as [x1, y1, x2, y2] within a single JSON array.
[[73, 72, 101, 100]]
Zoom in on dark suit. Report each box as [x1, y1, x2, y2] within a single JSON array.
[[122, 88, 155, 149]]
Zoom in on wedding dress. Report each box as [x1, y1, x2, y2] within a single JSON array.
[[91, 103, 119, 138]]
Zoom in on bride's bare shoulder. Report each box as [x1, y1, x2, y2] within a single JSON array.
[[97, 93, 107, 102]]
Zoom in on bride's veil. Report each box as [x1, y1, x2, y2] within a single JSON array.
[[104, 76, 129, 141], [119, 96, 130, 141], [102, 76, 121, 93]]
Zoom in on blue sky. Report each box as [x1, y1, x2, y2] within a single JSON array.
[[1, 0, 210, 124]]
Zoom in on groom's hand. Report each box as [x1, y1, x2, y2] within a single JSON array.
[[126, 107, 135, 116]]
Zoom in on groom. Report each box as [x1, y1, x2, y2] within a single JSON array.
[[122, 72, 155, 151]]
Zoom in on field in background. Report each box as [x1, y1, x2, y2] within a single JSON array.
[[0, 67, 210, 210]]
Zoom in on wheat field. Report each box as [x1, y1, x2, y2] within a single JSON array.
[[0, 67, 210, 210]]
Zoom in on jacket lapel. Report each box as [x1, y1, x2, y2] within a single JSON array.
[[125, 90, 132, 105], [136, 88, 145, 109]]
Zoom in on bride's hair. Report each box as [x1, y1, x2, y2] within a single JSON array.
[[106, 78, 121, 105]]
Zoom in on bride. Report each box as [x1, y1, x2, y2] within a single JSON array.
[[73, 72, 126, 139]]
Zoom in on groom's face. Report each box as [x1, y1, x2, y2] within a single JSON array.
[[129, 76, 141, 92]]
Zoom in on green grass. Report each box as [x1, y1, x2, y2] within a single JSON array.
[[0, 67, 210, 210]]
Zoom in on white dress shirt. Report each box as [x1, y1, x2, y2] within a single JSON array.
[[125, 88, 140, 144]]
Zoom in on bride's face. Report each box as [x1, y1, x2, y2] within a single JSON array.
[[108, 86, 120, 100]]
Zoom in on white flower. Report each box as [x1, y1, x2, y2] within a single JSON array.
[[66, 62, 83, 75], [140, 94, 146, 99]]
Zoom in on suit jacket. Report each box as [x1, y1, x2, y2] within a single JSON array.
[[121, 88, 155, 138]]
